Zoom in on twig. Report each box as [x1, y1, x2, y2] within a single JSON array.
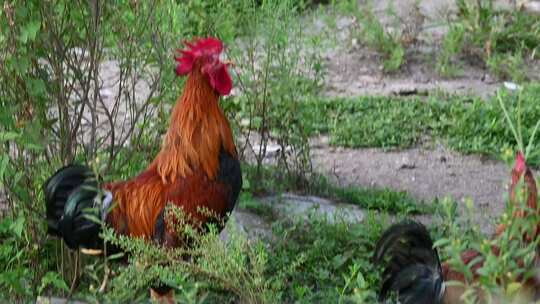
[[99, 267, 110, 293], [68, 251, 80, 297]]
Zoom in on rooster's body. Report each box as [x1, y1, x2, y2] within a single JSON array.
[[45, 38, 241, 252]]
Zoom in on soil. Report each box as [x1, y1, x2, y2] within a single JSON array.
[[322, 0, 539, 99], [311, 136, 513, 232], [302, 0, 540, 233]]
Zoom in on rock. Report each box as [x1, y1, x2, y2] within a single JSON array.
[[393, 85, 419, 96], [221, 194, 367, 244], [336, 17, 354, 30], [396, 156, 416, 170], [220, 209, 273, 242], [262, 193, 365, 224]]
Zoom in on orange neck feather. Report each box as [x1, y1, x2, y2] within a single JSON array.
[[150, 69, 237, 183]]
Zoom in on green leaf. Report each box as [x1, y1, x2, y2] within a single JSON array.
[[356, 271, 366, 288], [506, 282, 522, 296], [19, 21, 40, 44], [332, 254, 348, 269], [38, 272, 69, 295], [14, 56, 30, 74], [0, 154, 8, 182], [0, 218, 13, 234], [83, 213, 102, 225], [433, 238, 451, 248], [242, 173, 251, 190], [0, 269, 30, 295], [107, 252, 125, 261], [10, 216, 24, 239], [27, 78, 47, 97], [20, 120, 45, 150], [0, 132, 20, 142]]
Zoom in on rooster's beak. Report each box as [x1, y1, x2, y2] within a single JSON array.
[[223, 60, 235, 67]]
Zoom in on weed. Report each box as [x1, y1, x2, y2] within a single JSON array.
[[357, 3, 406, 72], [224, 0, 324, 185], [240, 162, 431, 214], [351, 1, 423, 73], [443, 85, 540, 165], [437, 23, 466, 77], [1, 0, 539, 302], [268, 210, 386, 303], [486, 50, 527, 83], [308, 174, 432, 214], [300, 96, 447, 149], [298, 85, 540, 166], [438, 0, 540, 81], [431, 180, 540, 301], [237, 192, 275, 220]]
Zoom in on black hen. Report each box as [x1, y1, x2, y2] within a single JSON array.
[[44, 164, 107, 250], [374, 221, 445, 304]]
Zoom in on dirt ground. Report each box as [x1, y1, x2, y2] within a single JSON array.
[[311, 136, 512, 232], [322, 0, 539, 99], [302, 0, 540, 233]]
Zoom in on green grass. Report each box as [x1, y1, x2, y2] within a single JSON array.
[[302, 96, 446, 148], [442, 87, 540, 163], [298, 84, 540, 166], [237, 192, 276, 219], [267, 211, 386, 303], [241, 162, 431, 215], [309, 174, 432, 214], [437, 0, 540, 81], [357, 4, 406, 72]]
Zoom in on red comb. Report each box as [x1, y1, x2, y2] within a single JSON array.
[[175, 37, 224, 76]]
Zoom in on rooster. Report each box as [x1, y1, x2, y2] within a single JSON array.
[[375, 152, 538, 304], [44, 36, 241, 268]]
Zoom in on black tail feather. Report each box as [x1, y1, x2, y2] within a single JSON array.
[[44, 164, 102, 250], [44, 165, 94, 235], [374, 221, 444, 304]]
